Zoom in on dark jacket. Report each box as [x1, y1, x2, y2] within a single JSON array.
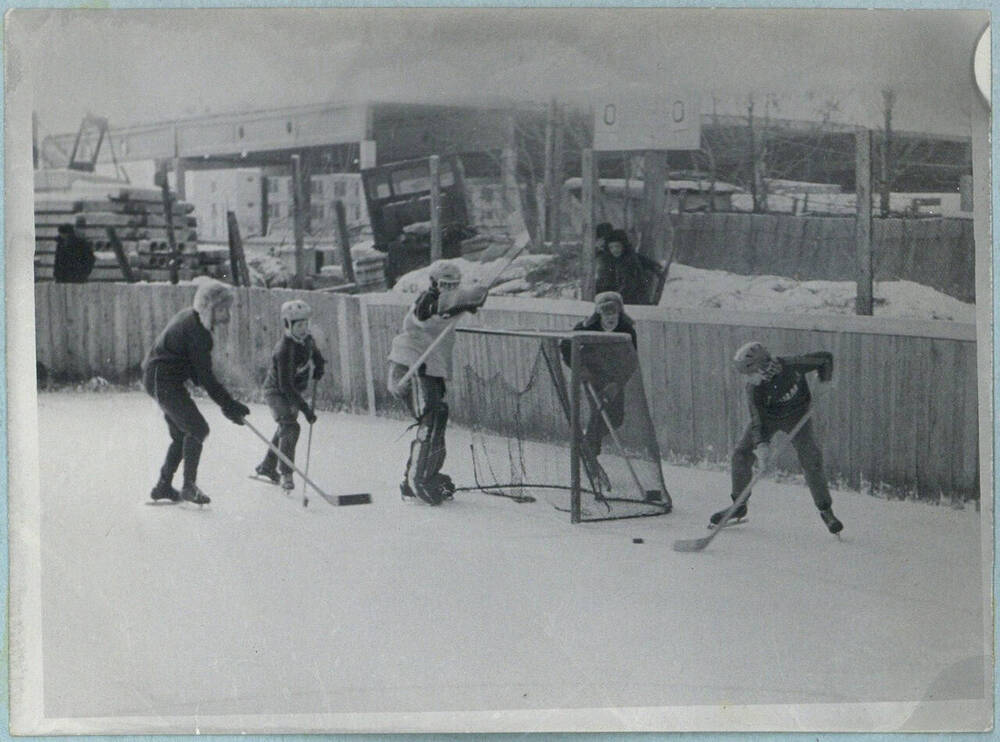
[[53, 229, 95, 283], [746, 352, 834, 444], [142, 308, 238, 408], [594, 238, 651, 305], [263, 335, 326, 413], [561, 311, 639, 386]]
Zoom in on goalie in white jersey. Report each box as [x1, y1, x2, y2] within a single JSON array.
[[387, 260, 488, 505]]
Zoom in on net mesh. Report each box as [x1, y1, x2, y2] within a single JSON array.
[[457, 329, 671, 522]]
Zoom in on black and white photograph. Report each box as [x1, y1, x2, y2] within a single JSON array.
[[5, 6, 994, 735]]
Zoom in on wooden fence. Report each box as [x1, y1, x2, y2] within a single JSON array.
[[672, 213, 976, 303], [35, 283, 980, 500]]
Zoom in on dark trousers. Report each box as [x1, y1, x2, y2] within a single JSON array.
[[583, 387, 625, 457], [732, 414, 831, 510], [260, 393, 301, 475], [144, 366, 210, 487]]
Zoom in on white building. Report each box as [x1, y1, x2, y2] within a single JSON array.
[[187, 168, 264, 242]]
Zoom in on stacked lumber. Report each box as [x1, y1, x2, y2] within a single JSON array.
[[33, 185, 202, 283]]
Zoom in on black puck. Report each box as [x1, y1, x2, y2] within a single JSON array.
[[632, 538, 644, 544]]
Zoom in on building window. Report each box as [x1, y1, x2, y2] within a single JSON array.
[[310, 204, 324, 221], [268, 178, 278, 194], [334, 181, 346, 198], [311, 179, 323, 195], [269, 203, 282, 218]]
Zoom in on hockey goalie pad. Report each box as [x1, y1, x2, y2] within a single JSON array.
[[407, 401, 449, 485]]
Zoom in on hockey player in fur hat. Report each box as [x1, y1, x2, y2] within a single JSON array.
[[142, 279, 251, 505], [710, 340, 842, 534], [387, 260, 488, 505], [254, 300, 326, 490]]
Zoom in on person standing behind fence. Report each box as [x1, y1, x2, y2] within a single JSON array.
[[142, 279, 250, 505], [254, 300, 325, 491], [594, 228, 650, 305], [53, 223, 95, 283]]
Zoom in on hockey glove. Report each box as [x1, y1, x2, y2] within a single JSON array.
[[439, 286, 489, 317], [313, 362, 325, 380], [302, 406, 318, 425], [222, 399, 251, 425]]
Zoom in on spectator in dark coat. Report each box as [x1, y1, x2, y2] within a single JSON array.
[[594, 229, 650, 305], [53, 224, 95, 283]]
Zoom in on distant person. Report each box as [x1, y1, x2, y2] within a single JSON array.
[[594, 228, 650, 305], [53, 223, 95, 283], [595, 221, 614, 252], [142, 279, 250, 506]]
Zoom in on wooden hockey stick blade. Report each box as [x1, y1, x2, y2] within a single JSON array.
[[672, 535, 713, 552], [318, 492, 372, 507]]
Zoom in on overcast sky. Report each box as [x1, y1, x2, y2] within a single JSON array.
[[8, 8, 988, 139]]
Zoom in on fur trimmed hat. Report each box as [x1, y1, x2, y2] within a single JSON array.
[[594, 291, 624, 311], [192, 279, 234, 318]]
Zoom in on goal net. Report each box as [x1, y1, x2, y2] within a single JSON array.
[[455, 327, 671, 522]]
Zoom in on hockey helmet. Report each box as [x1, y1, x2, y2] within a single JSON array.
[[281, 299, 313, 337], [429, 260, 461, 288], [733, 341, 771, 375]]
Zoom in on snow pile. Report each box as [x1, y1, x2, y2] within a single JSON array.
[[392, 254, 557, 294], [658, 264, 976, 322]]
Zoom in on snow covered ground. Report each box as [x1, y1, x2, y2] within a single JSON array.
[[29, 391, 990, 733], [392, 258, 976, 323]]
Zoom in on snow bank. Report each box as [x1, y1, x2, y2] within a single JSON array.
[[658, 264, 976, 323]]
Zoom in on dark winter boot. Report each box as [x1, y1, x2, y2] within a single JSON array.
[[709, 496, 748, 527], [280, 472, 295, 491], [820, 508, 843, 534], [150, 478, 181, 502], [180, 482, 211, 505], [255, 463, 280, 484]]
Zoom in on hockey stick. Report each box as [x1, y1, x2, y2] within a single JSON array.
[[672, 400, 818, 553], [301, 379, 318, 508], [584, 381, 667, 508], [242, 419, 371, 507], [389, 232, 531, 396]]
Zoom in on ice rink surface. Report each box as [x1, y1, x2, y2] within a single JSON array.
[[32, 391, 989, 729]]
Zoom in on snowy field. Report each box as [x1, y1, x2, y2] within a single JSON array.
[[30, 390, 990, 733]]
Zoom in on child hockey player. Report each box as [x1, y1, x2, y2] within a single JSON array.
[[143, 279, 251, 505], [254, 299, 326, 490], [560, 291, 667, 506], [710, 341, 842, 534], [387, 260, 488, 505], [563, 291, 637, 457]]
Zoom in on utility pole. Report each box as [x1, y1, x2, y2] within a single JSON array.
[[291, 154, 306, 288], [581, 148, 597, 301], [638, 150, 669, 261], [880, 89, 895, 217], [855, 128, 874, 315]]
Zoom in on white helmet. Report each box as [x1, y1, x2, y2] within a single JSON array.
[[429, 260, 461, 287], [281, 299, 312, 338]]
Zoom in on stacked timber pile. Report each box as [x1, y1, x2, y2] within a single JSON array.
[[33, 185, 211, 283]]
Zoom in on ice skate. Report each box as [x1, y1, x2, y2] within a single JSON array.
[[709, 499, 748, 528], [180, 482, 211, 506], [400, 480, 417, 501], [430, 473, 455, 501], [253, 463, 280, 484], [820, 508, 843, 535], [150, 479, 181, 502], [280, 472, 295, 491]]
